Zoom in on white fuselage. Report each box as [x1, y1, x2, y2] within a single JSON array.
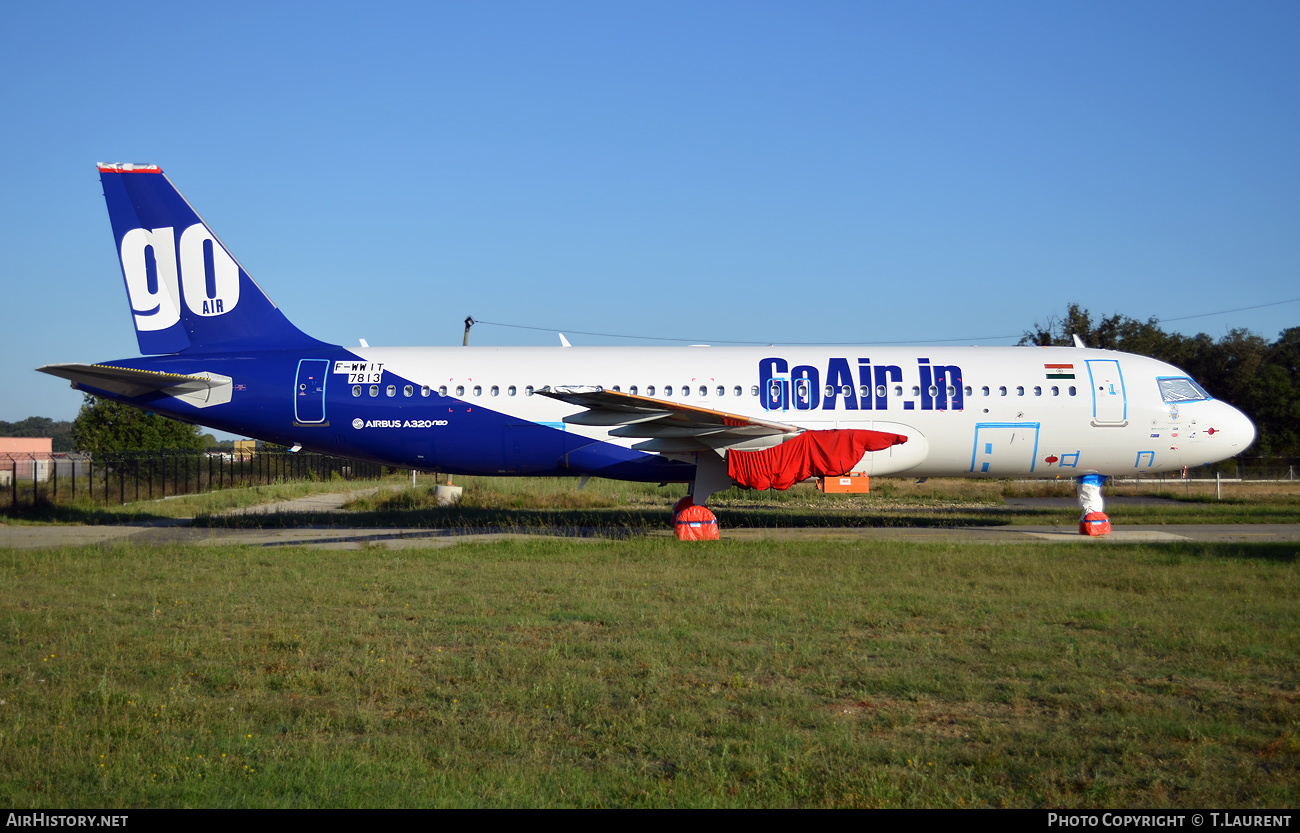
[[345, 343, 1255, 479]]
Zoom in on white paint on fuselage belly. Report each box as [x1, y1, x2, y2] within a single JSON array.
[[358, 345, 1252, 478]]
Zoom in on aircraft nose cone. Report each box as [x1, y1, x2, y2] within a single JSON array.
[[1221, 403, 1256, 452]]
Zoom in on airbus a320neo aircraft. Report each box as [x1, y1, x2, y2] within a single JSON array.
[[39, 164, 1257, 535]]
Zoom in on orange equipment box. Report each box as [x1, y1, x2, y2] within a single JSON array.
[[817, 473, 870, 493]]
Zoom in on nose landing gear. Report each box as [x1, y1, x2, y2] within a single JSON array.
[[1077, 473, 1111, 536]]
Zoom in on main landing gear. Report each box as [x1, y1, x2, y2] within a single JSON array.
[[672, 494, 719, 541], [672, 452, 730, 541], [1077, 473, 1112, 536]]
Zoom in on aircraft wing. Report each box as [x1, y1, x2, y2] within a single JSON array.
[[536, 385, 800, 453], [37, 363, 233, 409]]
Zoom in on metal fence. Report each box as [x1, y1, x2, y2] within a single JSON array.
[[1, 450, 386, 509], [2, 449, 1295, 511], [1127, 457, 1300, 484]]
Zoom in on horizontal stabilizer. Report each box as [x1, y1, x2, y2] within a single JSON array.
[[37, 363, 233, 409]]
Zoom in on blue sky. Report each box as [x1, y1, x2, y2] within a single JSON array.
[[3, 1, 1298, 423]]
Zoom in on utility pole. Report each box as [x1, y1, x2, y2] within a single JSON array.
[[463, 316, 474, 346]]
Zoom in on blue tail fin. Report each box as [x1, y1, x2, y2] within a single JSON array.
[[98, 163, 329, 355]]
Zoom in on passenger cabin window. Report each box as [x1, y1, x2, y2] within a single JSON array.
[[438, 385, 447, 396], [648, 386, 656, 396], [473, 385, 482, 396], [911, 386, 920, 397], [876, 384, 886, 398], [525, 385, 534, 396], [699, 386, 707, 397], [750, 385, 758, 396], [1033, 386, 1041, 396], [999, 386, 1007, 396], [1051, 386, 1059, 396], [369, 385, 379, 397], [1069, 386, 1076, 396], [717, 386, 725, 397], [665, 385, 674, 396], [894, 385, 903, 397], [490, 385, 499, 396], [1016, 386, 1025, 396], [352, 385, 361, 397], [386, 385, 396, 397], [508, 385, 517, 396], [404, 385, 413, 397], [981, 386, 990, 396], [455, 385, 464, 396], [964, 386, 972, 397], [421, 385, 430, 397], [630, 386, 638, 395]]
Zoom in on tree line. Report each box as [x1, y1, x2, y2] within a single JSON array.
[[0, 417, 75, 452], [3, 398, 230, 455], [1022, 304, 1299, 456]]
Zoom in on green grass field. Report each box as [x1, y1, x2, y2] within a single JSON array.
[[2, 537, 1296, 808]]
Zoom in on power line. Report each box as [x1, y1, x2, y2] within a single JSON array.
[[473, 294, 1299, 347], [1153, 296, 1300, 324], [472, 318, 1021, 346], [472, 319, 751, 344]]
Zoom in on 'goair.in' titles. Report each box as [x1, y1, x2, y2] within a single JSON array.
[[37, 163, 1258, 538], [758, 357, 963, 411]]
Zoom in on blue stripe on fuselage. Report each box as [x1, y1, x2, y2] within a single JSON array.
[[85, 349, 692, 482]]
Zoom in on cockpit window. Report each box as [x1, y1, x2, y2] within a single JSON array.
[[1157, 377, 1211, 403]]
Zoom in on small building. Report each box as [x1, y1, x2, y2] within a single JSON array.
[[1, 438, 53, 483]]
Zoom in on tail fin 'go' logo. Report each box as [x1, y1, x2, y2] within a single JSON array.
[[121, 223, 240, 331]]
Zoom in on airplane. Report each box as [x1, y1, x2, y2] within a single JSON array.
[[38, 163, 1257, 536]]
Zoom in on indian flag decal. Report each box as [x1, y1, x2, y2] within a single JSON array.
[[1045, 363, 1075, 379]]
